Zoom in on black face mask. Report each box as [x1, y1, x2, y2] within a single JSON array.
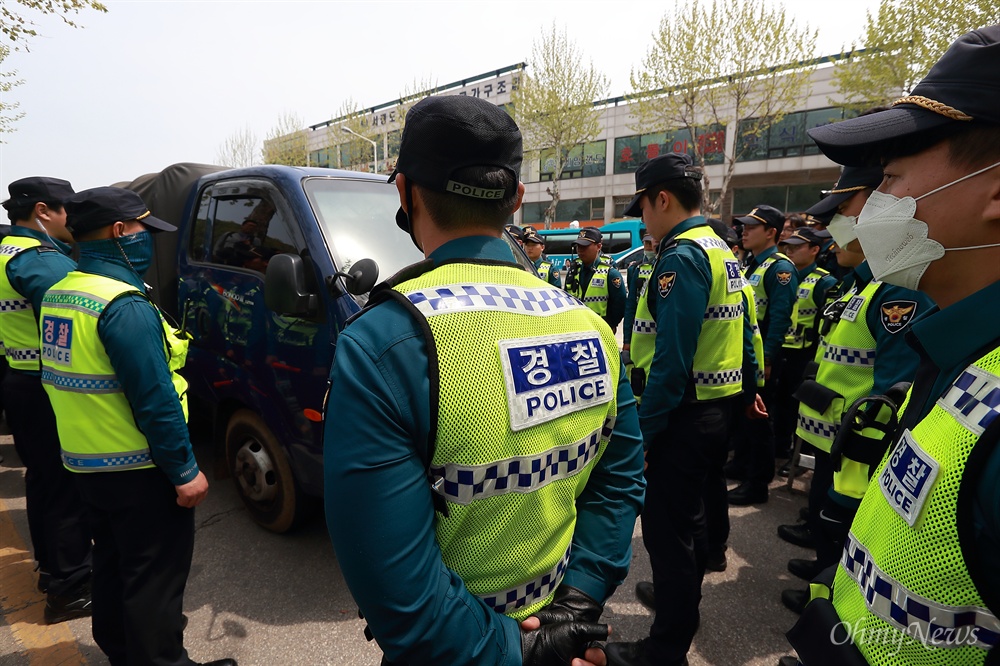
[[395, 179, 422, 252]]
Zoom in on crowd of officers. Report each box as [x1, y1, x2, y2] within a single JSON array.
[[4, 23, 999, 666]]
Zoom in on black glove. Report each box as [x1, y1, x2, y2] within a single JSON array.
[[532, 585, 604, 624], [521, 621, 609, 666]]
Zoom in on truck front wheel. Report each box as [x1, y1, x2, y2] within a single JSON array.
[[225, 409, 302, 533]]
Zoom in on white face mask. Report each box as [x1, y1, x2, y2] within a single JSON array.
[[855, 159, 1000, 290], [827, 213, 857, 249]]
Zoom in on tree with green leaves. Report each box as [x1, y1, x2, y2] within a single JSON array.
[[0, 46, 24, 140], [512, 23, 609, 228], [216, 125, 260, 169], [629, 0, 817, 213], [833, 0, 1000, 111], [262, 111, 309, 167], [328, 98, 380, 173], [1, 0, 107, 51]]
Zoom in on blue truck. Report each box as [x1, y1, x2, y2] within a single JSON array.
[[119, 163, 531, 532]]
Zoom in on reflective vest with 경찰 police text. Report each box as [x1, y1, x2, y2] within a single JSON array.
[[0, 236, 47, 371], [831, 345, 1000, 665], [784, 266, 830, 350], [38, 272, 190, 473], [569, 256, 611, 317], [392, 261, 620, 621], [630, 227, 745, 402]]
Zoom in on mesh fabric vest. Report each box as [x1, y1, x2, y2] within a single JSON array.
[[784, 266, 830, 350], [39, 272, 190, 472], [631, 228, 745, 402], [797, 280, 883, 455], [832, 347, 1000, 664], [569, 257, 610, 317], [743, 282, 766, 389], [747, 252, 790, 322], [0, 236, 46, 371], [634, 260, 654, 297], [536, 259, 554, 284], [394, 261, 620, 621]]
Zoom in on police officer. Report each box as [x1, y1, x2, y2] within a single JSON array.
[[324, 95, 645, 665], [786, 27, 1000, 666], [728, 204, 798, 505], [522, 227, 561, 286], [621, 232, 657, 348], [39, 187, 236, 666], [565, 227, 627, 332], [605, 153, 752, 666], [773, 227, 837, 474], [0, 177, 92, 622]]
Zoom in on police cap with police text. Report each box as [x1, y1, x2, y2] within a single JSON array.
[[805, 164, 884, 218], [64, 187, 176, 238], [2, 177, 75, 211], [387, 95, 523, 200], [573, 227, 603, 246], [808, 25, 1000, 166], [624, 153, 703, 218], [734, 204, 784, 232]]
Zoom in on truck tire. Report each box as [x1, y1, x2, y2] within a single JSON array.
[[225, 409, 302, 533]]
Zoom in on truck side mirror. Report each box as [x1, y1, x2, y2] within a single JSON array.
[[334, 258, 379, 296], [264, 253, 318, 316]]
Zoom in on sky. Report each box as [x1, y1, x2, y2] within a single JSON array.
[[0, 0, 885, 191]]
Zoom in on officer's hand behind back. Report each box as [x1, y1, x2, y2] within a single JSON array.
[[530, 585, 604, 624], [175, 471, 209, 508], [521, 621, 609, 666]]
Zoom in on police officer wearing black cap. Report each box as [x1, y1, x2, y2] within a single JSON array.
[[786, 26, 1000, 665], [727, 204, 798, 505], [565, 227, 627, 332], [0, 177, 93, 622], [522, 227, 561, 286], [38, 187, 236, 666], [324, 95, 645, 666], [606, 153, 756, 666]]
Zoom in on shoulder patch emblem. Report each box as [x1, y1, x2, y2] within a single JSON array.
[[776, 271, 793, 286], [880, 300, 917, 334], [657, 271, 677, 298], [612, 277, 622, 289]]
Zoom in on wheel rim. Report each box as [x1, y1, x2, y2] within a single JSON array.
[[233, 437, 278, 503]]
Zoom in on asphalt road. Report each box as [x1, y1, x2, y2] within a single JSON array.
[[1, 430, 811, 666]]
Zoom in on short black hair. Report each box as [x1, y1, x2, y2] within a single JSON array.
[[644, 169, 704, 212], [877, 122, 1000, 170], [418, 165, 520, 231], [3, 199, 63, 223]]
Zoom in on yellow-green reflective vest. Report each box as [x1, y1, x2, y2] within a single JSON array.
[[569, 257, 610, 317], [747, 251, 791, 323], [784, 266, 830, 350], [743, 282, 766, 388], [0, 236, 47, 371], [796, 280, 882, 464], [631, 228, 745, 402], [394, 262, 619, 621], [39, 272, 190, 473], [832, 347, 1000, 665], [633, 261, 654, 297], [536, 259, 554, 284]]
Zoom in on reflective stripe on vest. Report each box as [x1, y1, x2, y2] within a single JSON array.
[[0, 237, 44, 371], [743, 282, 766, 388], [784, 266, 829, 349], [631, 227, 744, 402], [536, 260, 553, 283], [831, 348, 1000, 664], [40, 272, 189, 473], [795, 280, 882, 453], [747, 254, 787, 322], [395, 262, 620, 621], [569, 258, 611, 317]]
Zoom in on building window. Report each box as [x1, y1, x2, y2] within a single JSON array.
[[537, 140, 607, 181], [614, 124, 726, 175], [733, 183, 829, 214], [736, 107, 857, 162], [309, 148, 332, 168], [522, 197, 604, 224]]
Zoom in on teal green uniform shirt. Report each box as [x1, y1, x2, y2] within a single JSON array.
[[323, 235, 645, 666]]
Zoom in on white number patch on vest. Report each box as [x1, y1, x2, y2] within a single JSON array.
[[40, 315, 73, 366], [879, 429, 940, 527], [724, 261, 743, 293], [499, 332, 613, 432], [592, 278, 605, 288], [798, 287, 810, 299], [841, 295, 866, 322], [748, 274, 762, 286]]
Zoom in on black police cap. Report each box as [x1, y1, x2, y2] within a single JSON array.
[[65, 187, 176, 238], [805, 164, 884, 218], [522, 228, 545, 244], [781, 227, 822, 246], [734, 204, 785, 232], [573, 227, 603, 246], [809, 25, 1000, 166], [623, 153, 703, 218], [388, 96, 523, 200], [2, 177, 75, 211]]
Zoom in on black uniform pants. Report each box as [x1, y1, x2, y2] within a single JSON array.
[[773, 348, 813, 459], [75, 468, 196, 666], [3, 370, 91, 596], [642, 398, 734, 664], [731, 374, 778, 488]]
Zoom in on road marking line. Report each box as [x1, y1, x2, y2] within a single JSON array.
[[0, 495, 87, 665]]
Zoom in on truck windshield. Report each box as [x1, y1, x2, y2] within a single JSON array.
[[304, 177, 423, 279]]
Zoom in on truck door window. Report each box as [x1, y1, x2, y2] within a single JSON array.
[[187, 189, 213, 262], [210, 191, 299, 273]]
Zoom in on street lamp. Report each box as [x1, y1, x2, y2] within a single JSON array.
[[341, 126, 379, 174]]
